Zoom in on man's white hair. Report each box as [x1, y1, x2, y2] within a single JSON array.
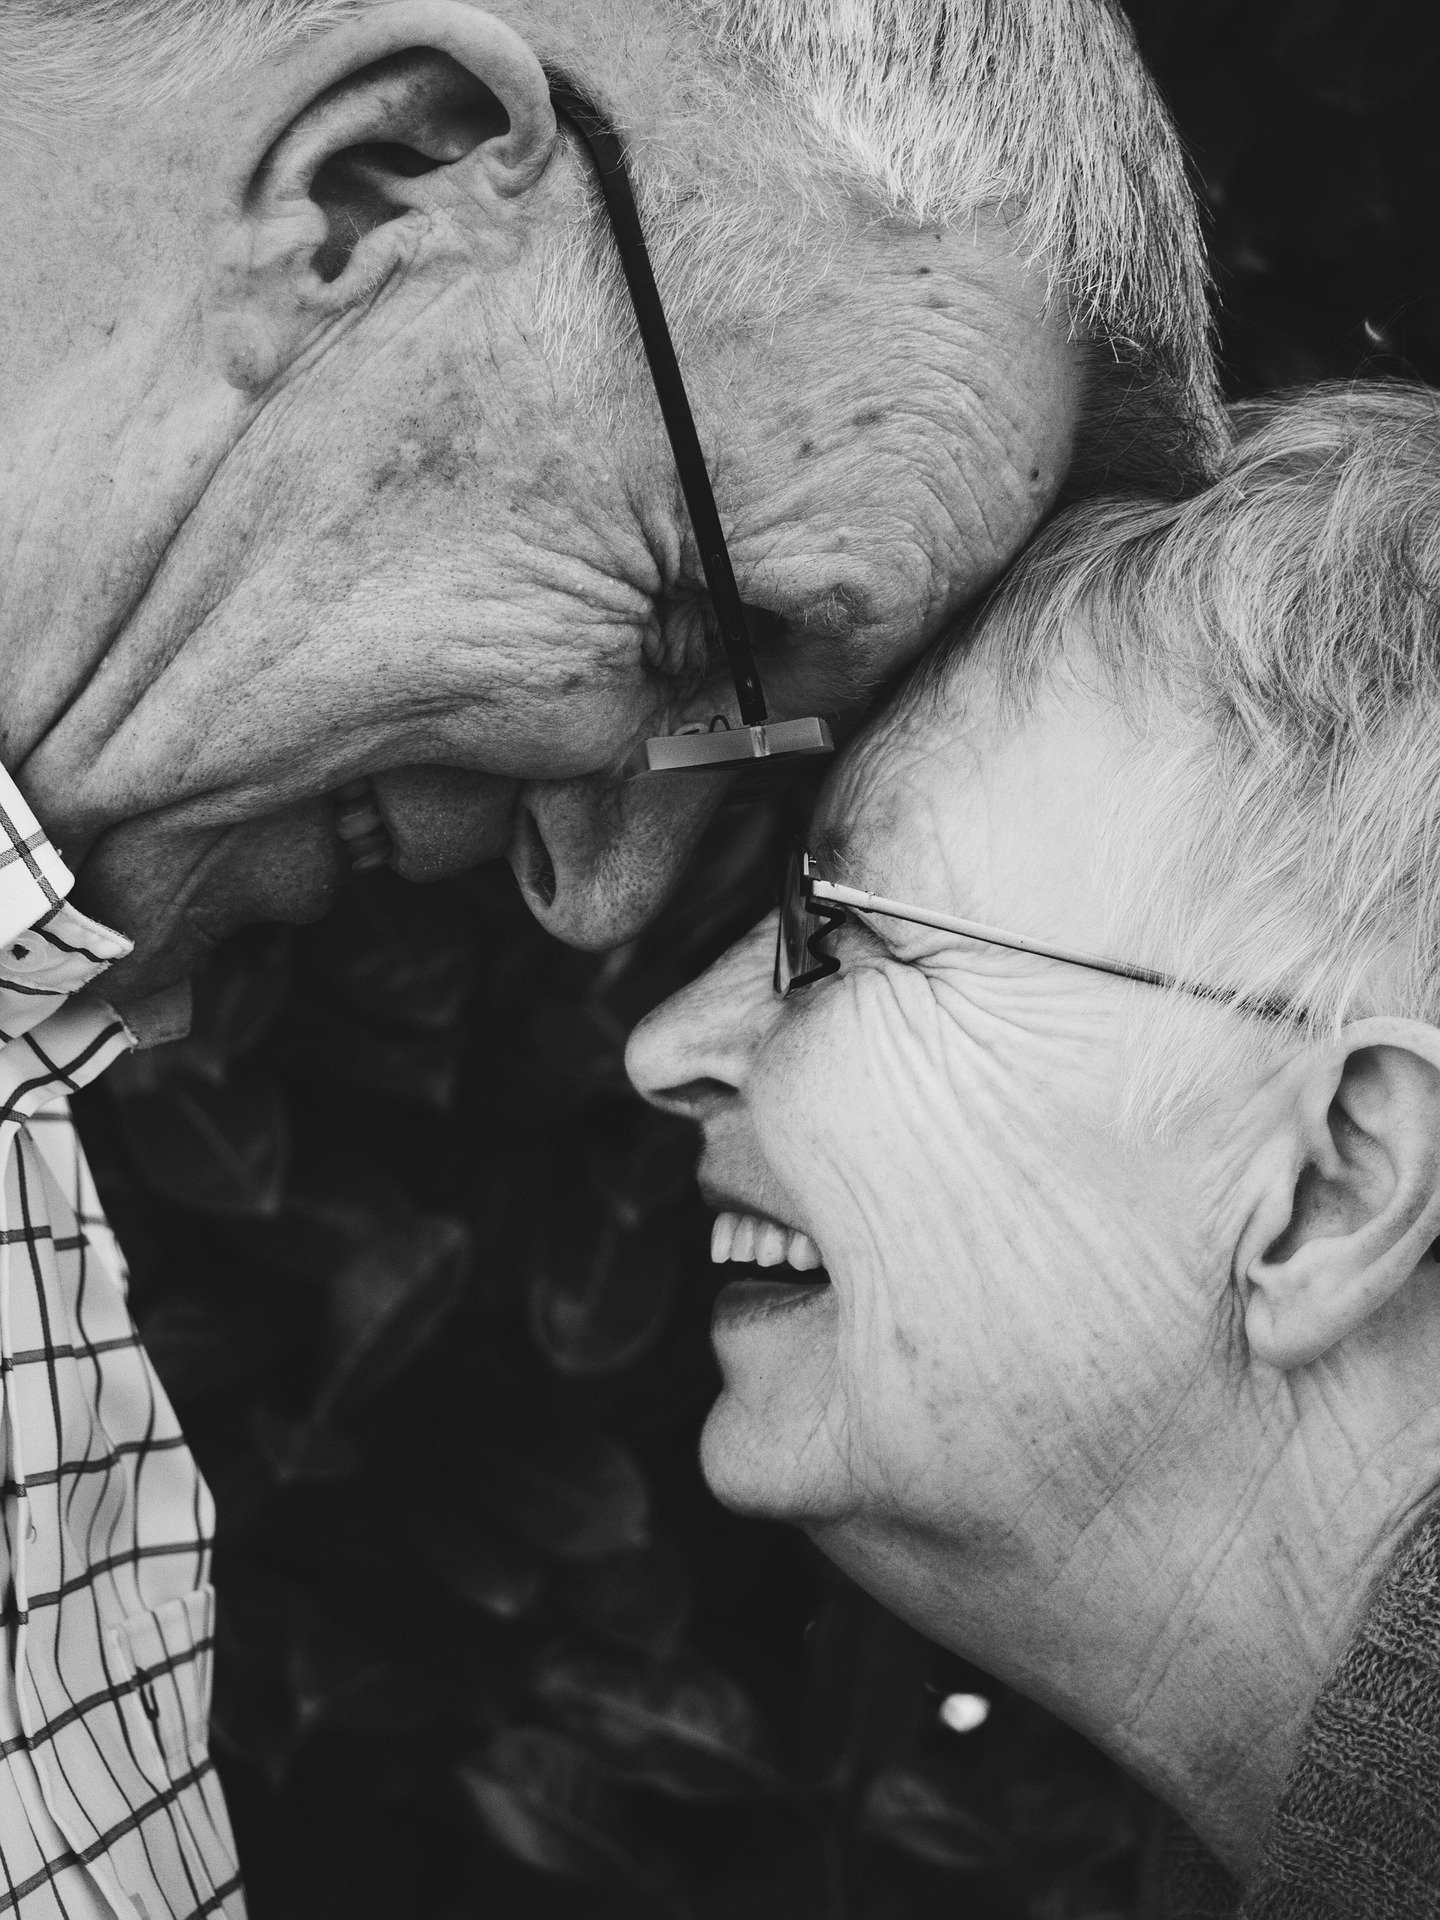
[[929, 380, 1440, 1129], [5, 0, 1224, 492], [700, 0, 1221, 489]]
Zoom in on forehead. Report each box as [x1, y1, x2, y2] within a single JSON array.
[[811, 649, 1142, 941]]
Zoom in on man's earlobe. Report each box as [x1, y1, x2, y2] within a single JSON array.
[[1240, 1020, 1440, 1369], [209, 2, 556, 392]]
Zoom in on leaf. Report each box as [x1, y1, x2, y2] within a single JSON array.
[[1273, 0, 1440, 113], [250, 1405, 359, 1485], [861, 1767, 1010, 1873], [271, 1485, 416, 1576], [1005, 1773, 1138, 1877], [287, 1002, 466, 1111], [225, 1150, 418, 1281], [407, 1485, 545, 1620], [465, 1418, 648, 1561], [210, 1568, 325, 1786], [307, 871, 476, 1030], [456, 1728, 649, 1890], [532, 1647, 781, 1801], [560, 1544, 688, 1653], [111, 1062, 290, 1215], [140, 1285, 294, 1405], [181, 925, 294, 1080], [314, 1215, 470, 1417], [801, 1578, 932, 1791], [210, 1648, 297, 1787], [528, 1211, 677, 1379], [291, 1632, 441, 1738], [526, 1001, 630, 1100], [581, 1112, 698, 1227]]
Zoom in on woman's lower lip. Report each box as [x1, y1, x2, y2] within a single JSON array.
[[712, 1276, 830, 1326]]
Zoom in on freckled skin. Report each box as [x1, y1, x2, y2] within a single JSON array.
[[627, 642, 1440, 1878], [0, 0, 1082, 996]]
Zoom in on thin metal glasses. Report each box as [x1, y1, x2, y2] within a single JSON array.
[[775, 845, 1298, 1022], [548, 79, 834, 781]]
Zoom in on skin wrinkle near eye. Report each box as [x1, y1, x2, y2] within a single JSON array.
[[73, 598, 589, 821], [48, 252, 678, 818]]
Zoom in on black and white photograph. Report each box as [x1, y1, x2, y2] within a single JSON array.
[[3, 2, 1439, 1916]]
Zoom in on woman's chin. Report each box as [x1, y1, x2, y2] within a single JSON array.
[[701, 1278, 844, 1521]]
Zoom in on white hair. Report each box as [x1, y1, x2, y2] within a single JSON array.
[[697, 0, 1222, 488], [4, 0, 1224, 491], [925, 380, 1440, 1130], [0, 2, 356, 114]]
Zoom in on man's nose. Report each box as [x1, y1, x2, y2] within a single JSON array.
[[625, 916, 781, 1120], [511, 770, 731, 950]]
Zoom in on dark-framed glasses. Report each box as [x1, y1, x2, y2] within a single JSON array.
[[547, 78, 834, 781], [775, 844, 1300, 1022]]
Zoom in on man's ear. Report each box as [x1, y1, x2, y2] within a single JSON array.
[[1238, 1018, 1440, 1369], [209, 1, 557, 392]]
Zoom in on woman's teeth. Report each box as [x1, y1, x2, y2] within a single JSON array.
[[333, 778, 393, 873], [710, 1210, 824, 1272]]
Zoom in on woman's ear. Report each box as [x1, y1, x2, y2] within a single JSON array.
[[208, 1, 557, 392], [1238, 1018, 1440, 1369]]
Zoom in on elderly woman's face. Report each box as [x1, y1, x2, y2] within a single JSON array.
[[628, 658, 1238, 1614]]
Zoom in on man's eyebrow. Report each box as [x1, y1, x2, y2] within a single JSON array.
[[762, 586, 888, 710]]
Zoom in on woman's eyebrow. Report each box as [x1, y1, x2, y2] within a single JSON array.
[[810, 823, 851, 880]]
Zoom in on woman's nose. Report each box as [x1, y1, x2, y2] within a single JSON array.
[[626, 914, 781, 1120]]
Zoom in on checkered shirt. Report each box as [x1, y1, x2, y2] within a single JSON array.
[[0, 764, 244, 1920]]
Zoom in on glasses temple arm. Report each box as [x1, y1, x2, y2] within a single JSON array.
[[814, 879, 1299, 1023], [547, 77, 767, 727]]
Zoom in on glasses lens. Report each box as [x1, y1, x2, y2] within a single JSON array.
[[775, 846, 840, 996], [776, 846, 805, 995]]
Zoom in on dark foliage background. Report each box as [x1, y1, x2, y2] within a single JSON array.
[[73, 6, 1440, 1917]]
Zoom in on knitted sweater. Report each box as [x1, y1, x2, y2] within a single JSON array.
[[1162, 1505, 1440, 1918]]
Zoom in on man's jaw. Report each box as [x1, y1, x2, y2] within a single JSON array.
[[63, 735, 722, 995], [66, 762, 527, 999], [72, 797, 347, 1001]]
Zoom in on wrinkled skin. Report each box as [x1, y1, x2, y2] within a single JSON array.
[[0, 0, 1078, 1004], [627, 647, 1440, 1875]]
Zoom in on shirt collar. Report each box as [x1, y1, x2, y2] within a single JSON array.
[[0, 757, 133, 1011], [0, 757, 87, 946]]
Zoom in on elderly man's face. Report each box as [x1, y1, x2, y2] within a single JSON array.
[[1, 0, 1080, 1000], [627, 655, 1252, 1635]]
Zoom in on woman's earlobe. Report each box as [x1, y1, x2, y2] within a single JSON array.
[[1240, 1022, 1440, 1369]]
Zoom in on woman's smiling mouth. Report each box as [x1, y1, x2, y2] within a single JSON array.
[[711, 1209, 825, 1272], [709, 1210, 832, 1324]]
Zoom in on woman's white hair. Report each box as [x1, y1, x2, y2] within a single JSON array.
[[929, 379, 1440, 1129]]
